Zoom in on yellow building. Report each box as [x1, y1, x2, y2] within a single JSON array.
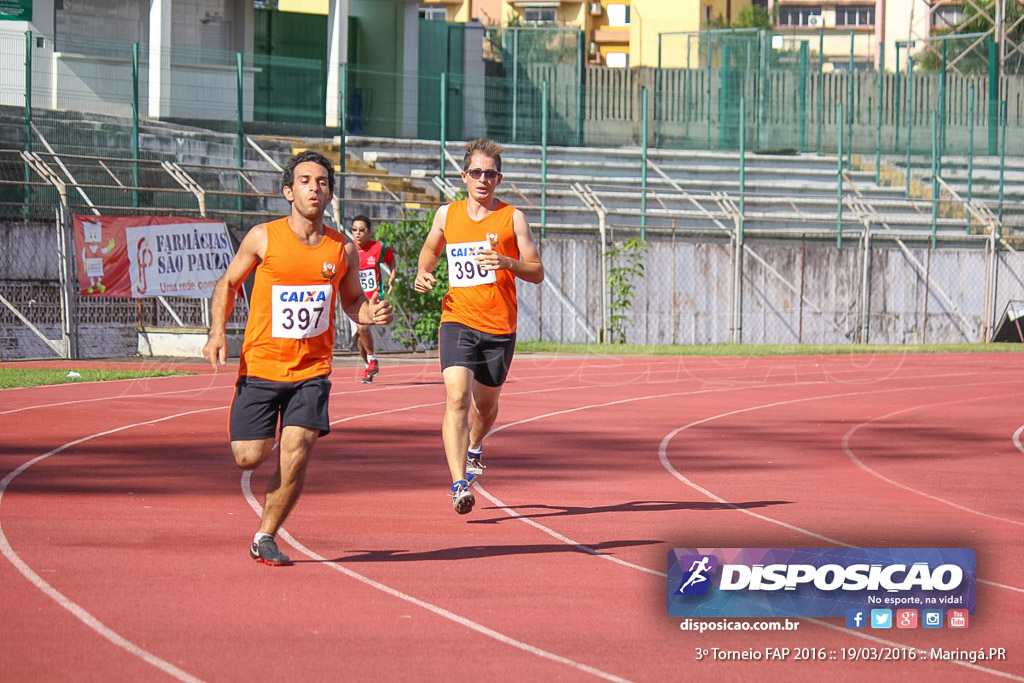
[[417, 0, 751, 67]]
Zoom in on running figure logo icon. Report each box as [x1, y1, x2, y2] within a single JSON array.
[[676, 555, 718, 595]]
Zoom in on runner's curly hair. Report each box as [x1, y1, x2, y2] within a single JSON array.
[[282, 150, 335, 195]]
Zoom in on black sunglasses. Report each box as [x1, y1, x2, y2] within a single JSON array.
[[464, 168, 500, 180]]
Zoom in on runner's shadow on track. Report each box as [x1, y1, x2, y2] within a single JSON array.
[[466, 500, 791, 525], [313, 539, 661, 563]]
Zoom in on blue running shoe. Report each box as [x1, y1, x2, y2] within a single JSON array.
[[451, 478, 475, 514]]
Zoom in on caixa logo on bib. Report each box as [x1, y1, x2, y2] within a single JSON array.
[[667, 548, 976, 618]]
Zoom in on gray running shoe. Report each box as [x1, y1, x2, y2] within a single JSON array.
[[250, 536, 292, 566], [450, 478, 475, 515], [466, 453, 485, 477]]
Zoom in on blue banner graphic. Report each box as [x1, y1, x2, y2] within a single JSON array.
[[667, 548, 976, 618]]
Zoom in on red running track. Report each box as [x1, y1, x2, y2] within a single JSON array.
[[1, 352, 1023, 682]]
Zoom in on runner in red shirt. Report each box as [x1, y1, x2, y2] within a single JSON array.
[[351, 215, 397, 383]]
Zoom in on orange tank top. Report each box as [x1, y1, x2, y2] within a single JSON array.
[[239, 217, 347, 382], [440, 200, 519, 335]]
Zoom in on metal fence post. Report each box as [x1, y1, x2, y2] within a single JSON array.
[[236, 52, 244, 224], [905, 57, 914, 198], [339, 62, 348, 224], [512, 29, 519, 143], [576, 29, 585, 146], [847, 30, 854, 171], [132, 43, 140, 209], [988, 38, 998, 155], [940, 40, 947, 155], [656, 33, 662, 148], [930, 110, 938, 249], [739, 96, 746, 241], [541, 80, 548, 234], [895, 42, 902, 152], [837, 101, 844, 248], [799, 41, 808, 152], [641, 87, 648, 237], [23, 30, 32, 221], [440, 72, 447, 180], [859, 219, 871, 344], [706, 31, 712, 149], [816, 28, 824, 154], [998, 100, 1006, 229], [875, 42, 883, 185], [967, 84, 975, 233], [56, 205, 77, 359]]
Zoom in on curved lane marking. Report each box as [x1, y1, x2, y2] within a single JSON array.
[[0, 410, 219, 683], [467, 382, 1024, 680], [841, 399, 1024, 527], [240, 471, 632, 683]]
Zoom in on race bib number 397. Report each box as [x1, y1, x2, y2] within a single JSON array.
[[271, 284, 332, 339], [447, 240, 496, 288]]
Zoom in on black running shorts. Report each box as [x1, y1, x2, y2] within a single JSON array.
[[439, 321, 516, 388], [229, 375, 331, 440]]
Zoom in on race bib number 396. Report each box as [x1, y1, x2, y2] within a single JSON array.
[[447, 240, 496, 288], [271, 284, 332, 339]]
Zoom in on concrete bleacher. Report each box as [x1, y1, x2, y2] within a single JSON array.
[[893, 154, 1024, 229], [3, 103, 1021, 238], [346, 136, 986, 236]]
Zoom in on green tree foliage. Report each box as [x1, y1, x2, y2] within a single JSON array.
[[375, 211, 448, 350], [734, 6, 773, 29], [914, 0, 1023, 73], [604, 237, 648, 344], [710, 6, 773, 29]]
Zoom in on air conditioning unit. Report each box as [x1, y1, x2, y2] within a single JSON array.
[[589, 2, 604, 17], [589, 41, 599, 56], [807, 14, 823, 27]]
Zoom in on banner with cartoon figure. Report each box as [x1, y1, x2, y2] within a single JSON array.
[[73, 216, 233, 298]]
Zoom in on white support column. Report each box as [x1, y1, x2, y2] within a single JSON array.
[[463, 19, 485, 138], [401, 0, 419, 138], [326, 0, 349, 128], [148, 0, 172, 118]]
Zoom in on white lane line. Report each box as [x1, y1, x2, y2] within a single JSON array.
[[467, 383, 1024, 681], [654, 391, 1024, 594], [0, 409, 220, 683], [841, 399, 1024, 527], [1014, 425, 1024, 454], [0, 386, 231, 416], [240, 471, 632, 683]]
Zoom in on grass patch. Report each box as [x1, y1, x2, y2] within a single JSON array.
[[515, 341, 1024, 357], [0, 368, 192, 389]]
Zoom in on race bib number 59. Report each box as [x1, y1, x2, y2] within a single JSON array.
[[446, 240, 496, 288], [359, 267, 378, 292], [271, 284, 332, 339]]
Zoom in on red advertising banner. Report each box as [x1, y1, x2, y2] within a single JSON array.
[[73, 215, 233, 298]]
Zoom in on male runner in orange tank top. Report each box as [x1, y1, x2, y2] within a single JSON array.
[[414, 138, 544, 514], [203, 151, 394, 565]]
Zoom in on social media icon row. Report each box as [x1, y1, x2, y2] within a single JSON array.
[[845, 608, 968, 629]]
